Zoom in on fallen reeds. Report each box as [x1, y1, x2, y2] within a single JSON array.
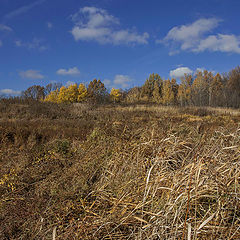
[[0, 101, 239, 239]]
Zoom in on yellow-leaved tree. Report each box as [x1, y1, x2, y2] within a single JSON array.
[[44, 89, 59, 103], [162, 79, 175, 105], [152, 80, 161, 103], [58, 86, 68, 103], [44, 83, 88, 103], [126, 87, 141, 103], [209, 73, 223, 106], [177, 74, 192, 106], [87, 79, 107, 103], [67, 83, 79, 103], [226, 66, 240, 108], [78, 84, 88, 102], [110, 88, 121, 103], [192, 70, 213, 106], [141, 73, 163, 102]]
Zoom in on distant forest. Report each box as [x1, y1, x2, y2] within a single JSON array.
[[4, 65, 240, 108]]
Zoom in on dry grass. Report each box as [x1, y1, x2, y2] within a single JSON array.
[[115, 104, 240, 117], [0, 100, 239, 239]]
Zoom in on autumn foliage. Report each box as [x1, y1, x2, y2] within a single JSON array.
[[18, 65, 240, 108], [110, 88, 122, 102], [44, 80, 106, 103]]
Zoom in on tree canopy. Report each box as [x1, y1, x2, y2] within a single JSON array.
[[21, 65, 240, 108]]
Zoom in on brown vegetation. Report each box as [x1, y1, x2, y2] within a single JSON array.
[[0, 100, 239, 239]]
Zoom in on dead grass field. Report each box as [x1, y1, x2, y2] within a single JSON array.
[[0, 100, 239, 239]]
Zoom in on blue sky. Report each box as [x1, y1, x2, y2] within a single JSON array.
[[0, 0, 240, 95]]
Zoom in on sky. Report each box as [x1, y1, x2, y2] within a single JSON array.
[[0, 0, 240, 95]]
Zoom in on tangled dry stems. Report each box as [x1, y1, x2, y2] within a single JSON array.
[[0, 101, 239, 239]]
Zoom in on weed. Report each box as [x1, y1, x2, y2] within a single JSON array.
[[0, 100, 239, 239]]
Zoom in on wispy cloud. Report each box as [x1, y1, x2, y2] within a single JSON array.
[[19, 70, 44, 79], [66, 81, 76, 87], [160, 18, 240, 54], [194, 67, 216, 75], [103, 75, 132, 89], [0, 25, 13, 46], [113, 74, 131, 88], [47, 22, 53, 29], [103, 79, 112, 88], [56, 67, 80, 76], [0, 89, 21, 96], [0, 24, 13, 32], [15, 38, 47, 51], [3, 0, 47, 21], [70, 6, 149, 45]]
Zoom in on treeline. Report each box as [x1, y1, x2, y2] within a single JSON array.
[[20, 79, 121, 104], [19, 65, 240, 108]]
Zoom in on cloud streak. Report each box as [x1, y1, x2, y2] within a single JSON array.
[[15, 38, 47, 51], [0, 24, 13, 32], [3, 0, 47, 21]]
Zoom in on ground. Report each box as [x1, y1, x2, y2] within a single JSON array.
[[0, 100, 239, 239]]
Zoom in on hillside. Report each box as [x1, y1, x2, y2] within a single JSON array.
[[0, 100, 239, 239]]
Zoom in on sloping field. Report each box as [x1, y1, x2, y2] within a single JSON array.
[[0, 101, 239, 239]]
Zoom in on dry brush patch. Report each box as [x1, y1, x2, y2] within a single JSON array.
[[0, 101, 239, 239]]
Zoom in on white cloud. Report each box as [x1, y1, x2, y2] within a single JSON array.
[[102, 75, 132, 89], [71, 7, 119, 28], [163, 18, 219, 50], [170, 67, 216, 78], [70, 6, 149, 45], [111, 30, 149, 45], [161, 18, 240, 54], [0, 89, 21, 96], [0, 24, 13, 32], [103, 79, 112, 87], [195, 67, 205, 73], [56, 67, 80, 76], [15, 38, 47, 51], [15, 40, 21, 47], [19, 70, 44, 79], [113, 75, 131, 88], [47, 22, 53, 29], [71, 27, 110, 42], [195, 34, 240, 54], [170, 67, 193, 78], [66, 81, 76, 87]]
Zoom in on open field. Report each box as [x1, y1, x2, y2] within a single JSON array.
[[0, 100, 239, 239]]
